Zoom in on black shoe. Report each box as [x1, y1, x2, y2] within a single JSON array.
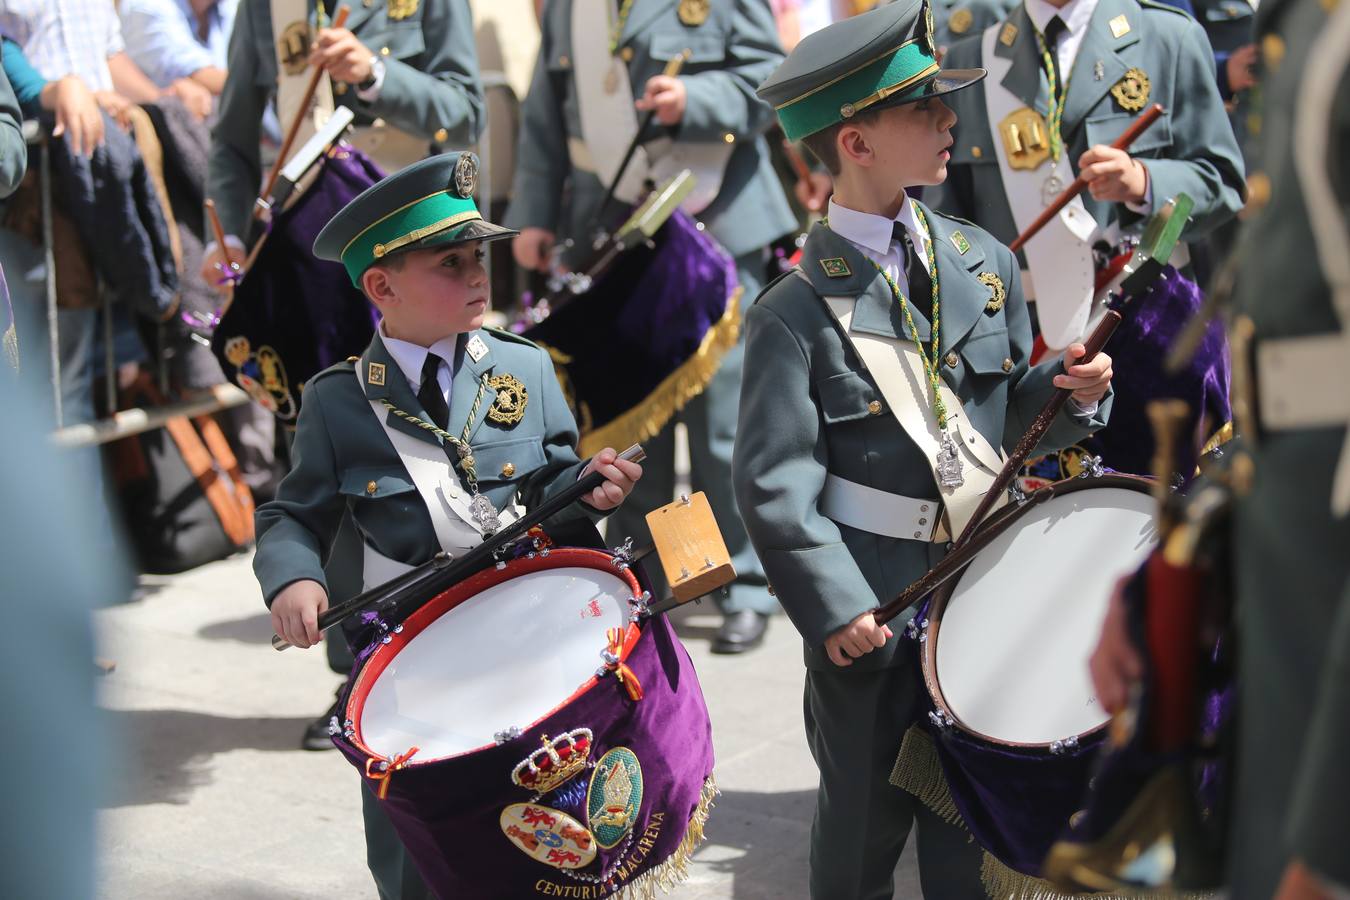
[[711, 610, 769, 655], [300, 688, 344, 751]]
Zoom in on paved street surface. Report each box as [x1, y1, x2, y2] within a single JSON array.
[[95, 552, 922, 898]]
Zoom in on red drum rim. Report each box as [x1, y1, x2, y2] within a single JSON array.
[[344, 547, 643, 766], [919, 473, 1154, 750]]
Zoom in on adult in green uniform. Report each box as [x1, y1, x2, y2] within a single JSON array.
[[254, 152, 642, 900], [504, 0, 796, 654], [1091, 0, 1350, 895], [740, 2, 1114, 894], [202, 0, 485, 273]]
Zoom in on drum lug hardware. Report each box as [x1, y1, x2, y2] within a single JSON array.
[[493, 726, 523, 745], [1007, 483, 1027, 505], [611, 537, 635, 569], [928, 710, 955, 730], [1170, 472, 1186, 492], [1049, 735, 1080, 755], [680, 494, 691, 505], [539, 548, 551, 557], [495, 560, 508, 570], [904, 617, 930, 641], [1076, 455, 1106, 479]]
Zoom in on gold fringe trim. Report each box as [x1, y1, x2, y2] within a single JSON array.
[[578, 288, 743, 457], [889, 725, 968, 829], [611, 774, 719, 900], [2, 323, 17, 372], [981, 852, 1214, 900]]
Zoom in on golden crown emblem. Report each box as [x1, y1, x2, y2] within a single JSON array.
[[511, 728, 593, 793]]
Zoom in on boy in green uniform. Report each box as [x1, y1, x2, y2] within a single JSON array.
[[740, 2, 1115, 894], [254, 151, 642, 898]]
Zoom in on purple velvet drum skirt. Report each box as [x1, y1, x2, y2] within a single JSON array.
[[210, 146, 384, 423], [332, 549, 716, 899]]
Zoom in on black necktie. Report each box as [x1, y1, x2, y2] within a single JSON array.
[[893, 221, 932, 309], [418, 354, 449, 431], [1043, 16, 1068, 103]]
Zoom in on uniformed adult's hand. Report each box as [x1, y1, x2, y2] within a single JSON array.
[[271, 579, 330, 649], [200, 235, 246, 293], [1088, 575, 1143, 713], [824, 611, 893, 668], [580, 447, 643, 511], [634, 75, 687, 126], [1055, 342, 1113, 405], [512, 228, 556, 273], [1078, 145, 1149, 205], [310, 27, 375, 85], [42, 75, 104, 158], [1226, 44, 1259, 95], [167, 76, 213, 121]]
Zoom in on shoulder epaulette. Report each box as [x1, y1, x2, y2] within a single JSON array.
[[482, 325, 543, 350], [310, 357, 358, 383], [1138, 0, 1190, 17], [755, 268, 801, 304]]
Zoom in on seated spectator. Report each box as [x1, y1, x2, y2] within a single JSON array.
[[119, 0, 237, 120]]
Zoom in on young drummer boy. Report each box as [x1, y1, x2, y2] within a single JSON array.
[[252, 151, 642, 899], [738, 3, 1114, 895]]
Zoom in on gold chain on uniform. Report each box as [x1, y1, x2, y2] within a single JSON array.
[[378, 374, 490, 489], [1035, 28, 1069, 161], [609, 0, 637, 54], [821, 201, 950, 430]]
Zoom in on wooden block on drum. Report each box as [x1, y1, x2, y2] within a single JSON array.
[[645, 492, 736, 603]]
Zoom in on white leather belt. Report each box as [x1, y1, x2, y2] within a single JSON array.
[[820, 474, 943, 542], [1254, 332, 1350, 432]]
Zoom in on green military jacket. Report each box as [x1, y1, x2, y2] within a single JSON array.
[[502, 0, 796, 262], [932, 0, 1246, 243], [208, 0, 485, 239], [1221, 0, 1350, 892], [733, 204, 1111, 672], [253, 327, 596, 605]]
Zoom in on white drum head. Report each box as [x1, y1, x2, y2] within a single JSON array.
[[933, 485, 1158, 745], [358, 564, 633, 760]]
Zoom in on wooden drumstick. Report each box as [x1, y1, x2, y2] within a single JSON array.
[[1008, 104, 1164, 254], [273, 444, 648, 650], [204, 198, 241, 283], [254, 5, 351, 222]]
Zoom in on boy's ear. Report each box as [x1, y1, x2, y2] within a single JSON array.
[[837, 124, 872, 167], [361, 265, 397, 311]]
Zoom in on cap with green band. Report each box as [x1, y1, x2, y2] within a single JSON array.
[[313, 151, 518, 287], [757, 0, 986, 143]]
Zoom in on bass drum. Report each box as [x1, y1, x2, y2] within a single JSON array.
[[334, 547, 716, 899], [210, 145, 383, 422]]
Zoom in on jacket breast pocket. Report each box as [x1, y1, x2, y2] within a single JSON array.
[[648, 31, 726, 65], [366, 22, 426, 63], [470, 435, 548, 487], [959, 327, 1014, 376], [339, 466, 422, 531], [1085, 111, 1173, 156], [816, 371, 884, 424]]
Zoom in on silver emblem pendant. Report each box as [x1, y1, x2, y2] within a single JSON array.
[[936, 434, 965, 490], [469, 492, 502, 535]]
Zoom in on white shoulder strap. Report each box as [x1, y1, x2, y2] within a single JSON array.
[[796, 270, 1007, 537], [979, 24, 1097, 351]]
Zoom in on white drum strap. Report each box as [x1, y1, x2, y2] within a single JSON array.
[[271, 0, 335, 161], [980, 24, 1097, 351], [569, 0, 730, 214], [355, 362, 523, 588], [807, 276, 1006, 537]]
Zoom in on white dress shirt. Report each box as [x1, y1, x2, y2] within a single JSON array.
[[378, 321, 457, 412]]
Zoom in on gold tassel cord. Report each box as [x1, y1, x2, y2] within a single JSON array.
[[578, 288, 743, 457], [980, 852, 1213, 900], [611, 775, 719, 900]]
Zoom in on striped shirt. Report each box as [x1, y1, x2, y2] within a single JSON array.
[[0, 0, 124, 91]]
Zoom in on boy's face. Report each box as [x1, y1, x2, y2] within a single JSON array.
[[370, 240, 490, 342], [855, 97, 957, 187]]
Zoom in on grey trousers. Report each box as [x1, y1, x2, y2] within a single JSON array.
[[604, 251, 778, 615], [804, 663, 987, 900]]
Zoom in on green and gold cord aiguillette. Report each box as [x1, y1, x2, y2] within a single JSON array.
[[378, 372, 503, 533], [1035, 29, 1069, 163], [604, 0, 638, 93], [823, 202, 965, 489]]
